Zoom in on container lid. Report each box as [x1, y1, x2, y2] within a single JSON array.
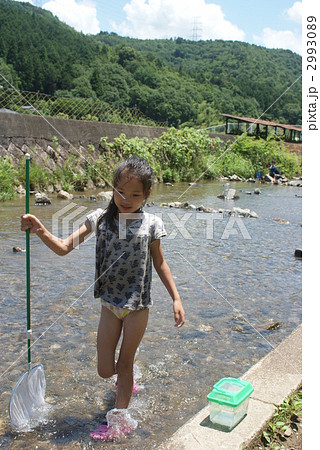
[[207, 377, 254, 407]]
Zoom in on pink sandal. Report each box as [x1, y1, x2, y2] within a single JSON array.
[[90, 423, 131, 441], [90, 408, 137, 441], [90, 424, 109, 440]]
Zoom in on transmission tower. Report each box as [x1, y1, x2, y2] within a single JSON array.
[[191, 17, 202, 41]]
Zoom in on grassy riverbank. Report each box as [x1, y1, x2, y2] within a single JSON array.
[[247, 387, 302, 449], [0, 129, 302, 201]]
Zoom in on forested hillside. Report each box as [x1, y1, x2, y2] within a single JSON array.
[[0, 0, 302, 127]]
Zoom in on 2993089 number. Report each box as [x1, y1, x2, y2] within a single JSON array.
[[307, 16, 317, 71]]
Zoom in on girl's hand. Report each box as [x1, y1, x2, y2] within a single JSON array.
[[21, 214, 43, 234], [173, 299, 185, 328]]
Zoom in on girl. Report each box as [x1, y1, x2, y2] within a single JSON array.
[[21, 156, 185, 441]]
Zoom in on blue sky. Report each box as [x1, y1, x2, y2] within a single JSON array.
[[14, 1, 302, 54]]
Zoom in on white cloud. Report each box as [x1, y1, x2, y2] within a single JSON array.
[[111, 0, 245, 41], [253, 1, 302, 54], [42, 0, 100, 34], [253, 27, 302, 55], [285, 1, 302, 23]]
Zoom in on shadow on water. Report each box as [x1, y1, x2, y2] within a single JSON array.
[[0, 180, 302, 448]]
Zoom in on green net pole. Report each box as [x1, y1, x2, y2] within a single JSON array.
[[25, 154, 31, 370]]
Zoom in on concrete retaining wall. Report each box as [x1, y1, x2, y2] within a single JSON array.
[[0, 111, 167, 149]]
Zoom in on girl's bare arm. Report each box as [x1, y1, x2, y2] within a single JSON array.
[[151, 239, 185, 327], [21, 214, 92, 256]]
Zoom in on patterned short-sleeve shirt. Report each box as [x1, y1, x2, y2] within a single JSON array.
[[87, 209, 167, 310]]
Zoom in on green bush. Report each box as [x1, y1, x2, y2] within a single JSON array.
[[231, 134, 302, 178], [98, 129, 301, 182], [18, 161, 53, 191], [150, 128, 218, 181], [85, 159, 113, 186], [221, 152, 255, 178], [0, 157, 18, 201]]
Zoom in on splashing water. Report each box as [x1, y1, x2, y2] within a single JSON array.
[[105, 408, 138, 440], [13, 402, 54, 433]]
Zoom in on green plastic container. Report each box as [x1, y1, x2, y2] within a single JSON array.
[[207, 377, 254, 431]]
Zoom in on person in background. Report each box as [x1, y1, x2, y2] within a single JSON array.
[[269, 160, 282, 179]]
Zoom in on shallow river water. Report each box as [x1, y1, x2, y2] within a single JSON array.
[[0, 180, 302, 449]]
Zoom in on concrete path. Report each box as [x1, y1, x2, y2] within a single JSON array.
[[158, 325, 302, 450]]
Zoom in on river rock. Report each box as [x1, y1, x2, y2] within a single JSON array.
[[284, 427, 293, 437], [197, 205, 218, 213], [46, 184, 55, 194], [35, 192, 51, 204], [95, 178, 106, 188], [272, 217, 290, 224], [159, 201, 257, 218], [8, 142, 24, 163], [15, 185, 26, 195], [229, 174, 244, 181], [13, 246, 26, 253], [184, 203, 196, 209], [54, 181, 62, 192], [232, 207, 258, 218], [265, 321, 281, 330], [57, 190, 73, 200], [199, 324, 213, 333], [264, 174, 274, 183], [254, 188, 261, 195], [247, 178, 256, 183], [217, 188, 239, 200], [86, 178, 95, 190], [96, 191, 113, 202], [202, 207, 219, 213], [294, 249, 302, 259], [287, 180, 302, 187], [46, 145, 58, 161], [169, 201, 183, 208]]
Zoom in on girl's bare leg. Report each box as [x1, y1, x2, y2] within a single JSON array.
[[115, 309, 149, 409], [97, 306, 123, 379]]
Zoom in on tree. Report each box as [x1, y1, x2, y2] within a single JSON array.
[[91, 67, 104, 98], [118, 46, 137, 66]]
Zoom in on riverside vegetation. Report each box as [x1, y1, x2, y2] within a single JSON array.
[[246, 388, 302, 449], [0, 129, 302, 201]]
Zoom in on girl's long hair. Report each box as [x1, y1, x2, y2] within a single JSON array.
[[97, 156, 153, 231]]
